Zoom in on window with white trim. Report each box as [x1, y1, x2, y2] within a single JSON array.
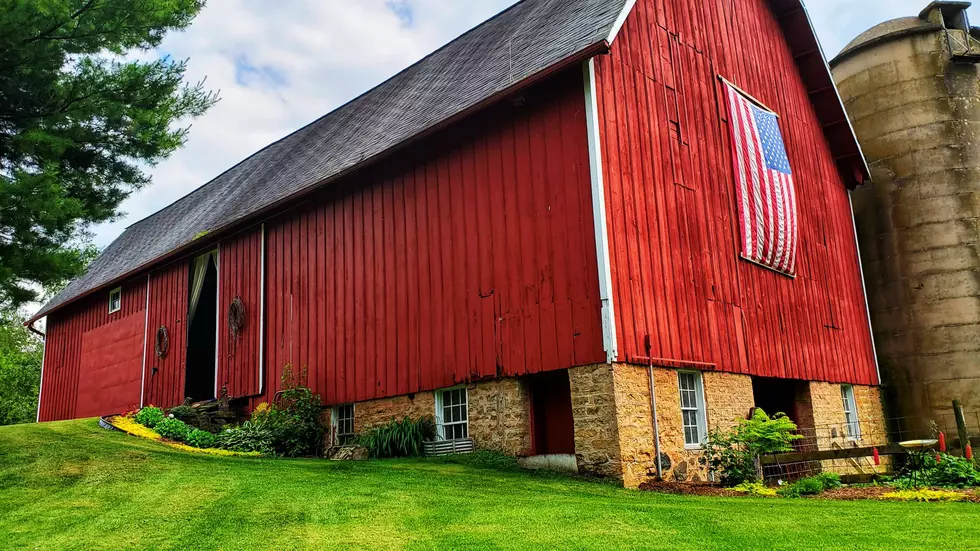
[[678, 371, 708, 448], [108, 287, 122, 314], [334, 404, 355, 445], [841, 385, 861, 440], [436, 388, 468, 440]]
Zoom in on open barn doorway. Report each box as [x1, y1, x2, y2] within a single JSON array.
[[528, 370, 576, 456], [185, 251, 218, 402]]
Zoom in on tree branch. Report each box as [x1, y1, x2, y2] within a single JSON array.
[[24, 0, 100, 45]]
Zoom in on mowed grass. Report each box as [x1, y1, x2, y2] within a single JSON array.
[[0, 420, 975, 550]]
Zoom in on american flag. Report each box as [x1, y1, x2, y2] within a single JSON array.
[[724, 82, 798, 276]]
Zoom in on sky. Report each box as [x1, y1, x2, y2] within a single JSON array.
[[89, 0, 979, 248]]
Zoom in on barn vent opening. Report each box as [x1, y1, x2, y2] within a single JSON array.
[[185, 251, 218, 402]]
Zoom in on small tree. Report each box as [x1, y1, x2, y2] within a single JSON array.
[[700, 409, 802, 486], [0, 311, 42, 425]]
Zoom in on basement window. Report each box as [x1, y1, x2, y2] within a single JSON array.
[[436, 388, 468, 441], [678, 371, 708, 449], [108, 287, 122, 314], [841, 385, 861, 440], [334, 404, 355, 445]]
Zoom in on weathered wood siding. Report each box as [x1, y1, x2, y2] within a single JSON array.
[[260, 70, 605, 405], [595, 0, 877, 384]]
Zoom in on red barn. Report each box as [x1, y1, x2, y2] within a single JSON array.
[[30, 0, 883, 486]]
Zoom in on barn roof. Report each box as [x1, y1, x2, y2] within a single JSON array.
[[32, 0, 867, 323]]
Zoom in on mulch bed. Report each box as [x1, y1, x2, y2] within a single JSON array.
[[639, 480, 980, 502]]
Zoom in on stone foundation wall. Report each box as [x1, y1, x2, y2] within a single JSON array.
[[606, 365, 756, 488], [352, 392, 436, 434], [468, 378, 532, 455], [568, 364, 622, 478], [345, 378, 531, 456], [805, 382, 889, 475]]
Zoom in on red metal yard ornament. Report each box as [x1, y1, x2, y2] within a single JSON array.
[[872, 447, 880, 466]]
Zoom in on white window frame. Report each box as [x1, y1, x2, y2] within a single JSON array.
[[678, 371, 708, 449], [108, 287, 122, 314], [841, 385, 861, 440], [435, 387, 469, 441], [332, 404, 355, 446]]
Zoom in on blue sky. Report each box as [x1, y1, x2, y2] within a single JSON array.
[[90, 0, 979, 247]]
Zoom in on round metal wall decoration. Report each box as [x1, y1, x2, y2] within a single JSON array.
[[228, 296, 246, 339], [155, 326, 170, 359]]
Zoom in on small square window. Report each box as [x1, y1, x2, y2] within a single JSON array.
[[108, 287, 122, 314], [436, 388, 468, 441], [841, 385, 861, 440], [334, 404, 355, 445], [678, 372, 708, 449]]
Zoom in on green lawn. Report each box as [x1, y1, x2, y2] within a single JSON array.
[[0, 420, 975, 550]]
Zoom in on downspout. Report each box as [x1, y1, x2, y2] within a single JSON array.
[[646, 334, 663, 480], [30, 320, 46, 422]]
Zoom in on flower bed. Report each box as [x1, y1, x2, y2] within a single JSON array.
[[103, 415, 261, 458]]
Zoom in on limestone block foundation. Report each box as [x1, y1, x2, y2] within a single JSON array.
[[568, 364, 887, 488], [346, 377, 531, 456]]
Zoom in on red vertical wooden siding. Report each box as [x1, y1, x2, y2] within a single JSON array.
[[143, 263, 189, 408], [217, 228, 263, 398], [261, 70, 605, 406], [596, 0, 877, 384], [38, 280, 147, 421]]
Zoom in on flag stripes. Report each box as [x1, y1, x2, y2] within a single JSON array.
[[724, 82, 799, 275]]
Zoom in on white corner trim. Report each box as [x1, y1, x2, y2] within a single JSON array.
[[214, 246, 221, 400], [849, 192, 882, 385], [606, 0, 638, 44], [139, 275, 150, 408], [258, 223, 266, 395], [583, 59, 618, 364], [35, 323, 47, 422]]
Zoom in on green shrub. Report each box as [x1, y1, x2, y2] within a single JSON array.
[[732, 482, 777, 497], [155, 418, 191, 441], [359, 416, 436, 459], [700, 409, 802, 487], [185, 428, 217, 449], [215, 366, 325, 457], [812, 472, 843, 490], [892, 453, 980, 489], [134, 406, 165, 428], [778, 477, 825, 498], [216, 421, 274, 454]]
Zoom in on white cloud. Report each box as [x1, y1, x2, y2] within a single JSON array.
[[91, 0, 978, 247]]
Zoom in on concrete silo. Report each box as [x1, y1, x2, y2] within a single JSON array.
[[831, 1, 980, 432]]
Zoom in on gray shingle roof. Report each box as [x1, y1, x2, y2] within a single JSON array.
[[34, 0, 630, 320]]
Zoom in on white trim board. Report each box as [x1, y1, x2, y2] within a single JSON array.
[[139, 275, 150, 407], [35, 324, 47, 422], [258, 223, 266, 395], [583, 59, 618, 364], [606, 0, 638, 44]]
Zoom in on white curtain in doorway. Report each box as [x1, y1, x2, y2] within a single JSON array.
[[187, 250, 217, 327]]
